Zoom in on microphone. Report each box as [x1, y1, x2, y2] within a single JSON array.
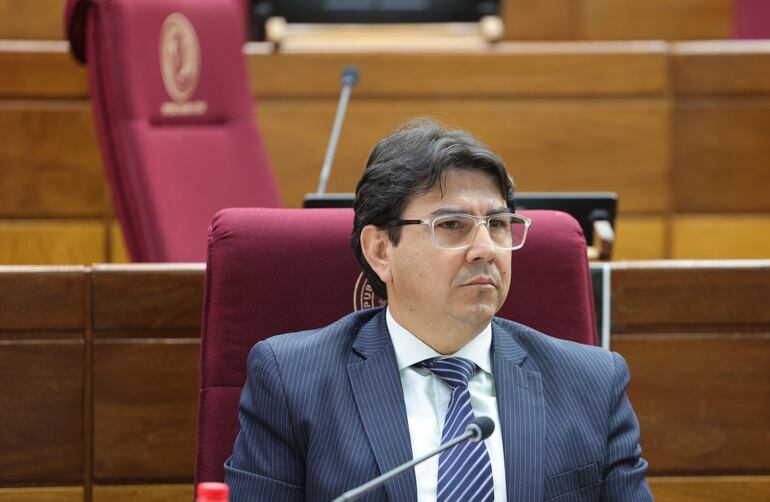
[[315, 65, 359, 195], [332, 417, 495, 502]]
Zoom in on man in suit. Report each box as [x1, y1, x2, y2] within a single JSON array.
[[225, 119, 652, 501]]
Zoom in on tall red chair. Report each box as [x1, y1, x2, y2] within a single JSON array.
[[195, 207, 597, 484], [64, 0, 280, 262], [734, 0, 770, 38]]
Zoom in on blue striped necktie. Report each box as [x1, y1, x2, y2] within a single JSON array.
[[418, 357, 494, 502]]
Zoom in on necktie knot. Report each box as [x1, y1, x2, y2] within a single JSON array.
[[418, 357, 476, 389]]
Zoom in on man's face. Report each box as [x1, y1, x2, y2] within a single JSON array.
[[385, 169, 512, 332]]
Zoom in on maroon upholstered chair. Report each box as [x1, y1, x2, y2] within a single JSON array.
[[64, 0, 280, 262], [734, 0, 770, 38], [195, 207, 597, 484]]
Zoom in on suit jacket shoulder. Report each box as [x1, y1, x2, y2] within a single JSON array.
[[491, 317, 652, 501]]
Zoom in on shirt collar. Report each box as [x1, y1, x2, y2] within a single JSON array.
[[386, 307, 493, 375]]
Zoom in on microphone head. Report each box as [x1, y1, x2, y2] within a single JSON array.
[[341, 65, 360, 87], [467, 417, 495, 442]]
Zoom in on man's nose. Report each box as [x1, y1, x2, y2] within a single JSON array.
[[466, 222, 497, 262]]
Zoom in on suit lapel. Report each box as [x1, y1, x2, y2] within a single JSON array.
[[492, 321, 545, 501], [347, 310, 417, 502]]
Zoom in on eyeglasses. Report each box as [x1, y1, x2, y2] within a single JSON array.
[[389, 213, 531, 250]]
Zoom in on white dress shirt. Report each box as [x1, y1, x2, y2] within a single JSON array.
[[386, 307, 507, 502]]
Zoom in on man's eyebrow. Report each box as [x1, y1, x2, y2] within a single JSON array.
[[428, 208, 465, 217], [427, 206, 510, 217]]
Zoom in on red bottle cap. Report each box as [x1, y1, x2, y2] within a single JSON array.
[[196, 482, 229, 502]]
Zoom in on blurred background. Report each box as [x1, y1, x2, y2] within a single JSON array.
[[1, 0, 769, 265]]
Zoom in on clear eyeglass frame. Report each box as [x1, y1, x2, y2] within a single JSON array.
[[389, 212, 532, 250]]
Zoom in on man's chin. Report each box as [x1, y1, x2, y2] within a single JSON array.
[[455, 303, 498, 327]]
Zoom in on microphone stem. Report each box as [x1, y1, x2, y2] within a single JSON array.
[[316, 82, 353, 195], [332, 429, 476, 502]]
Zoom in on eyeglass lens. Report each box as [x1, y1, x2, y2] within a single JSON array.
[[432, 215, 527, 249]]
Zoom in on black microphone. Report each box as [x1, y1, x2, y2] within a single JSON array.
[[315, 64, 359, 195], [332, 417, 495, 502]]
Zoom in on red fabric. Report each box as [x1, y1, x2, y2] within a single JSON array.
[[65, 0, 279, 261], [734, 0, 770, 38], [195, 208, 597, 483]]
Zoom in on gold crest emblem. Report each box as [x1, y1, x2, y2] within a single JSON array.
[[353, 272, 386, 311], [160, 13, 200, 102], [159, 13, 207, 116]]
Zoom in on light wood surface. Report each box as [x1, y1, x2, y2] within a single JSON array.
[[649, 476, 770, 501], [1, 42, 770, 262], [501, 0, 577, 40], [580, 0, 733, 41], [248, 44, 668, 98], [0, 486, 83, 502], [672, 215, 770, 259], [0, 101, 103, 218], [259, 98, 670, 213], [0, 0, 740, 41], [92, 484, 193, 502], [109, 222, 130, 263], [613, 216, 666, 260], [0, 0, 66, 40], [0, 41, 87, 98], [0, 221, 105, 265]]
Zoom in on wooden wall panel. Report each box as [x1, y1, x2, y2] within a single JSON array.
[[260, 98, 670, 212], [109, 222, 130, 264], [672, 41, 770, 96], [0, 486, 83, 502], [2, 42, 770, 262], [92, 341, 199, 481], [615, 335, 770, 474], [92, 484, 192, 502], [672, 215, 770, 259], [249, 45, 668, 98], [580, 0, 734, 41], [0, 42, 87, 98], [614, 216, 667, 260], [0, 0, 66, 40], [91, 265, 204, 333], [500, 0, 577, 40], [0, 0, 741, 42], [611, 261, 770, 332], [0, 266, 86, 330], [0, 221, 105, 265], [673, 98, 770, 213], [0, 102, 103, 218], [0, 341, 84, 483], [649, 476, 770, 501]]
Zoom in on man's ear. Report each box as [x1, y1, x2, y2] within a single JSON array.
[[360, 225, 392, 285]]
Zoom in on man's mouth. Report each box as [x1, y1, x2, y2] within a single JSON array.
[[462, 277, 497, 288]]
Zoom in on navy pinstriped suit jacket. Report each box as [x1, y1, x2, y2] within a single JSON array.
[[225, 308, 652, 501]]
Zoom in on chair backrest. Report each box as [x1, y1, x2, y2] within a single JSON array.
[[64, 0, 280, 262], [195, 207, 597, 483], [734, 0, 770, 38]]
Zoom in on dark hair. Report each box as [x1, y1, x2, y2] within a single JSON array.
[[352, 118, 515, 299]]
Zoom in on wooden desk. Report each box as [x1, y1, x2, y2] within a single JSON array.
[[1, 261, 768, 500]]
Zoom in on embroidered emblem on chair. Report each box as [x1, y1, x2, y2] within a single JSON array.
[[353, 272, 386, 311], [159, 13, 208, 116]]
